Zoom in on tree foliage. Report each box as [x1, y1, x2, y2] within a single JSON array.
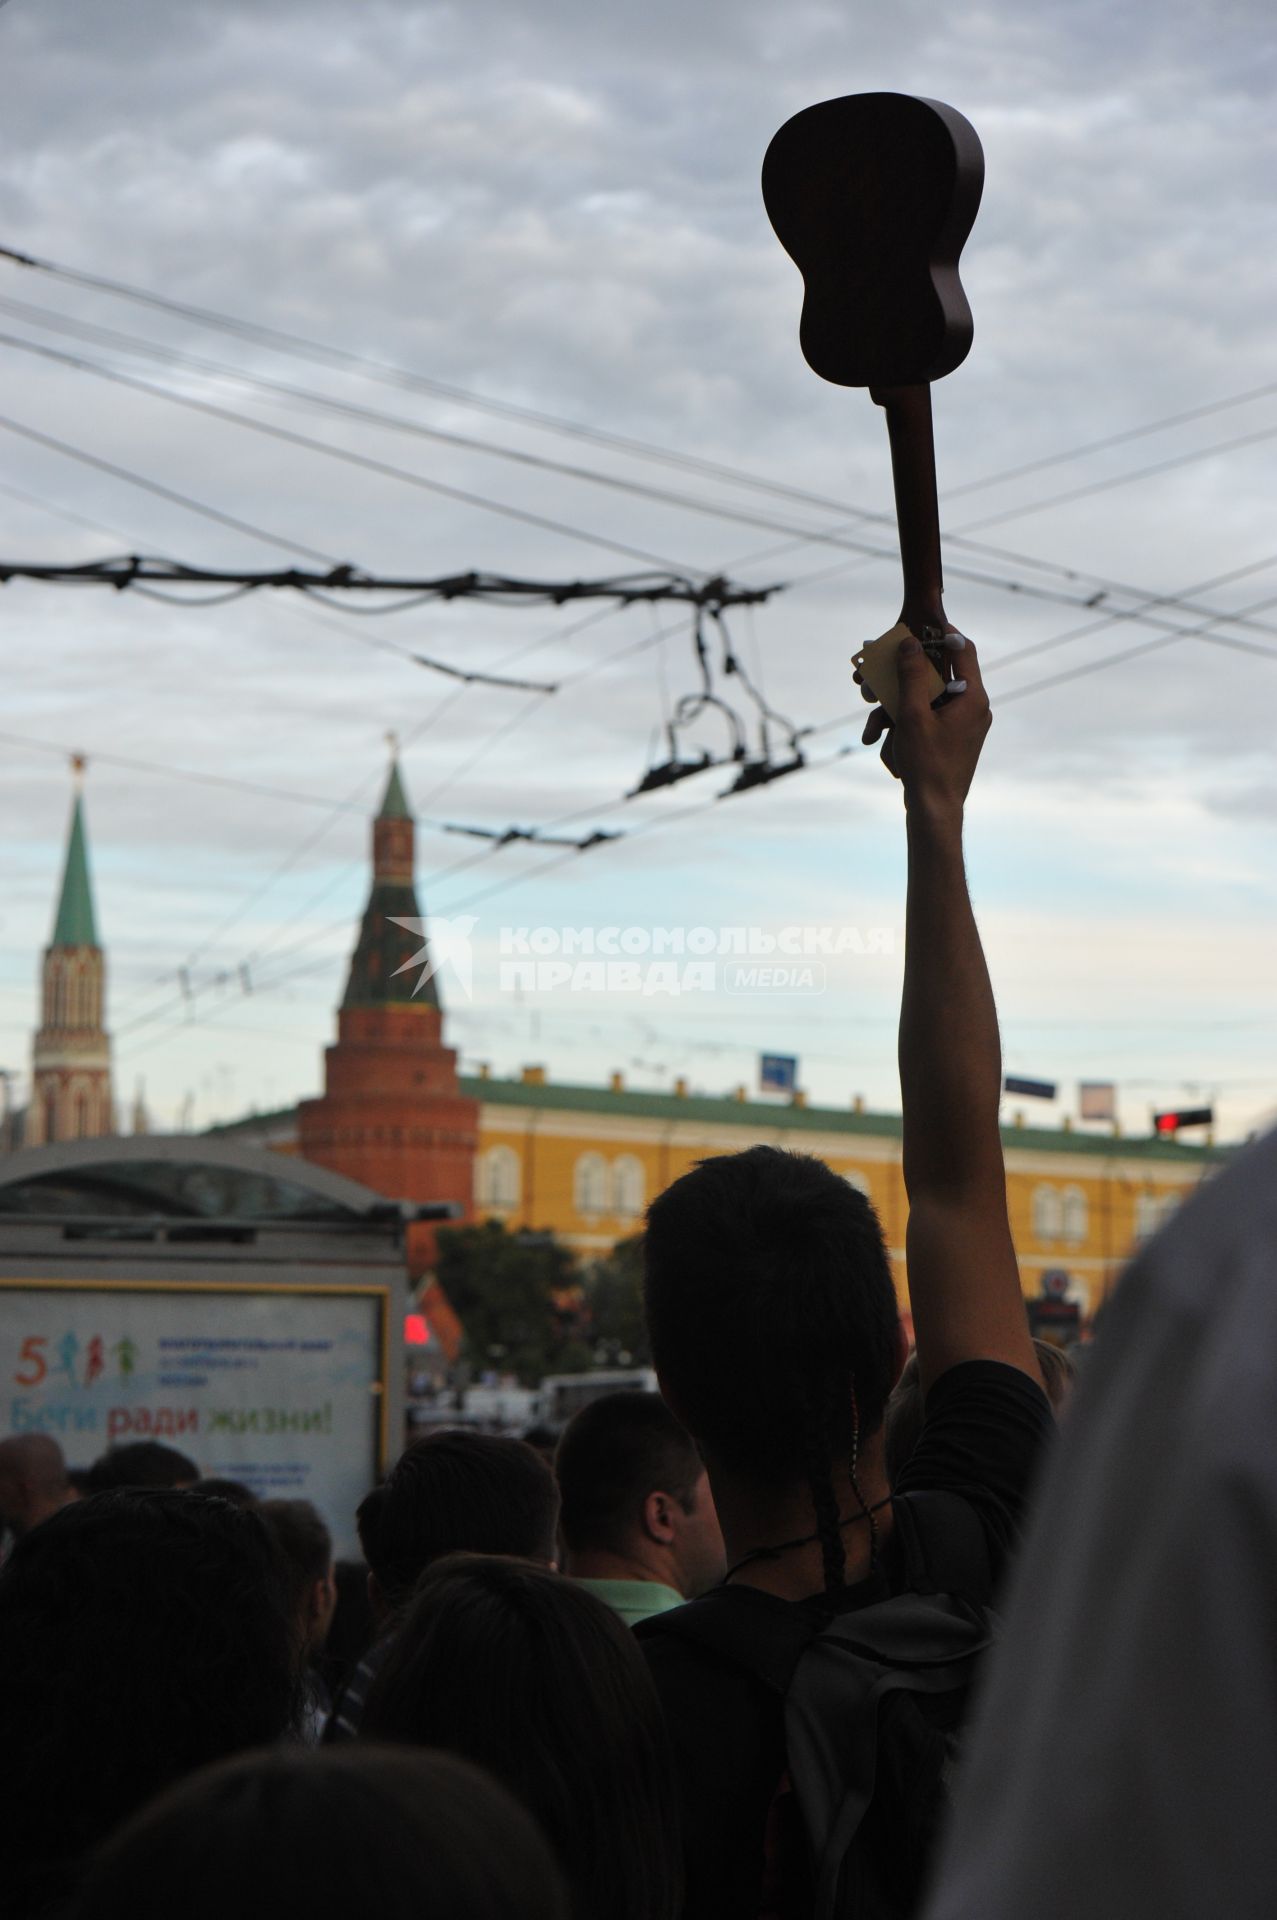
[[581, 1234, 650, 1367], [435, 1220, 589, 1384]]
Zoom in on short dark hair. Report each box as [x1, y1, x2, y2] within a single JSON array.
[[86, 1440, 199, 1491], [556, 1392, 703, 1556], [363, 1554, 680, 1920], [356, 1432, 560, 1607], [645, 1147, 900, 1473], [259, 1499, 333, 1621], [76, 1747, 568, 1920], [197, 1477, 259, 1507], [644, 1148, 900, 1589], [0, 1489, 297, 1917]]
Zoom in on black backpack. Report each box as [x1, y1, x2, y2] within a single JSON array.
[[645, 1492, 997, 1920]]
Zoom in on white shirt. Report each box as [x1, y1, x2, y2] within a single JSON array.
[[925, 1127, 1277, 1920]]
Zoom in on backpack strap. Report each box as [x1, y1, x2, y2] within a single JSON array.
[[889, 1489, 996, 1606]]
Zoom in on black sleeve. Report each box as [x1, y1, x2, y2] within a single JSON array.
[[893, 1359, 1054, 1580]]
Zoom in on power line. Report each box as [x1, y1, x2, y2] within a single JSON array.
[[0, 327, 707, 576], [0, 407, 339, 565], [0, 550, 774, 612], [952, 419, 1277, 536], [946, 379, 1277, 499], [6, 243, 1275, 589], [8, 323, 1277, 650]]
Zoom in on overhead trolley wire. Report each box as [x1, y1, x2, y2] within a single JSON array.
[[5, 318, 1277, 646], [0, 327, 706, 576], [5, 241, 1276, 575]]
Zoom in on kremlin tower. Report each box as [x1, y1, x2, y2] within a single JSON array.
[[27, 762, 114, 1144], [297, 754, 478, 1268]]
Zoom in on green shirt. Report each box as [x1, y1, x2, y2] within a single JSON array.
[[574, 1576, 685, 1628]]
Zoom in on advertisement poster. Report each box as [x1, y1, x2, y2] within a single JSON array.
[[0, 1282, 387, 1558]]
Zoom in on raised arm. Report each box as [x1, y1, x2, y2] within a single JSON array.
[[878, 636, 1040, 1392]]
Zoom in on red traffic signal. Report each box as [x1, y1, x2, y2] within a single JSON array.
[[1153, 1107, 1213, 1135]]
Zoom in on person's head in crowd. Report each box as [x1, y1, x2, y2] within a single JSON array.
[[644, 1146, 905, 1592], [886, 1336, 1077, 1484], [74, 1747, 568, 1920], [356, 1431, 559, 1620], [259, 1498, 337, 1660], [520, 1420, 560, 1467], [556, 1391, 725, 1609], [0, 1434, 77, 1538], [362, 1554, 680, 1920], [1033, 1336, 1078, 1413], [0, 1488, 298, 1917], [197, 1476, 259, 1507], [317, 1559, 378, 1699], [86, 1439, 199, 1492]]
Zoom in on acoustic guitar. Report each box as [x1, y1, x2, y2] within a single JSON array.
[[762, 91, 984, 720]]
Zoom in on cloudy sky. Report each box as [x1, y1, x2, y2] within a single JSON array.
[[0, 0, 1274, 1143]]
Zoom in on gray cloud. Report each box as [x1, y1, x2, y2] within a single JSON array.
[[0, 0, 1274, 1134]]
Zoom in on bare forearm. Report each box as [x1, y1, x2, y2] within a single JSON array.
[[899, 803, 1004, 1201]]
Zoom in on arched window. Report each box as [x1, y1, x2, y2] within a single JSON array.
[[842, 1168, 871, 1198], [476, 1145, 520, 1212], [574, 1152, 609, 1217], [43, 1088, 58, 1143], [612, 1155, 645, 1220], [74, 1091, 90, 1140], [1032, 1184, 1063, 1242], [1061, 1186, 1088, 1245]]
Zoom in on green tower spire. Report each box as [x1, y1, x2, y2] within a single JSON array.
[[379, 756, 411, 820], [51, 790, 99, 949]]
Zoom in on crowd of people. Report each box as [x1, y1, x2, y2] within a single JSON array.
[[0, 637, 1264, 1918]]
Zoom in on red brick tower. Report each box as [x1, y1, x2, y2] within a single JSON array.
[[297, 757, 477, 1270], [28, 760, 115, 1144]]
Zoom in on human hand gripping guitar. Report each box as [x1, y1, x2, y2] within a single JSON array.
[[890, 635, 1042, 1393]]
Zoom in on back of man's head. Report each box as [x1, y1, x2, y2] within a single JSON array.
[[644, 1146, 901, 1484], [86, 1439, 199, 1492], [260, 1498, 335, 1649], [0, 1488, 297, 1917], [356, 1431, 560, 1609], [557, 1391, 702, 1557], [0, 1433, 72, 1537]]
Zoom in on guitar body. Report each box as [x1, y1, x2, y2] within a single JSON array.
[[762, 93, 984, 690], [761, 92, 983, 390]]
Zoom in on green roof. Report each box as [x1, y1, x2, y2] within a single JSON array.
[[51, 794, 99, 948], [378, 759, 411, 820], [210, 1078, 1232, 1164], [457, 1075, 1230, 1162]]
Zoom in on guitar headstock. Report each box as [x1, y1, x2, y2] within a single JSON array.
[[761, 92, 984, 390]]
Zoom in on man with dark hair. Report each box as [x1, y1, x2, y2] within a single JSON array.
[[260, 1498, 338, 1743], [327, 1429, 560, 1740], [0, 1488, 297, 1917], [556, 1391, 724, 1625], [638, 637, 1052, 1917], [0, 1434, 77, 1547], [86, 1439, 199, 1491]]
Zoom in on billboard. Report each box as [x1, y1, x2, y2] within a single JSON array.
[[0, 1280, 388, 1558]]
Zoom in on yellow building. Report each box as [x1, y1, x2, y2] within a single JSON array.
[[228, 1065, 1225, 1325]]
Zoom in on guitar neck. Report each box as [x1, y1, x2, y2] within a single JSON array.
[[870, 382, 947, 638]]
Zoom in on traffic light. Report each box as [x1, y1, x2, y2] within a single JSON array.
[[1153, 1107, 1213, 1135]]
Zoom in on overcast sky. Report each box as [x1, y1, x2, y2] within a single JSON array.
[[0, 0, 1274, 1143]]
